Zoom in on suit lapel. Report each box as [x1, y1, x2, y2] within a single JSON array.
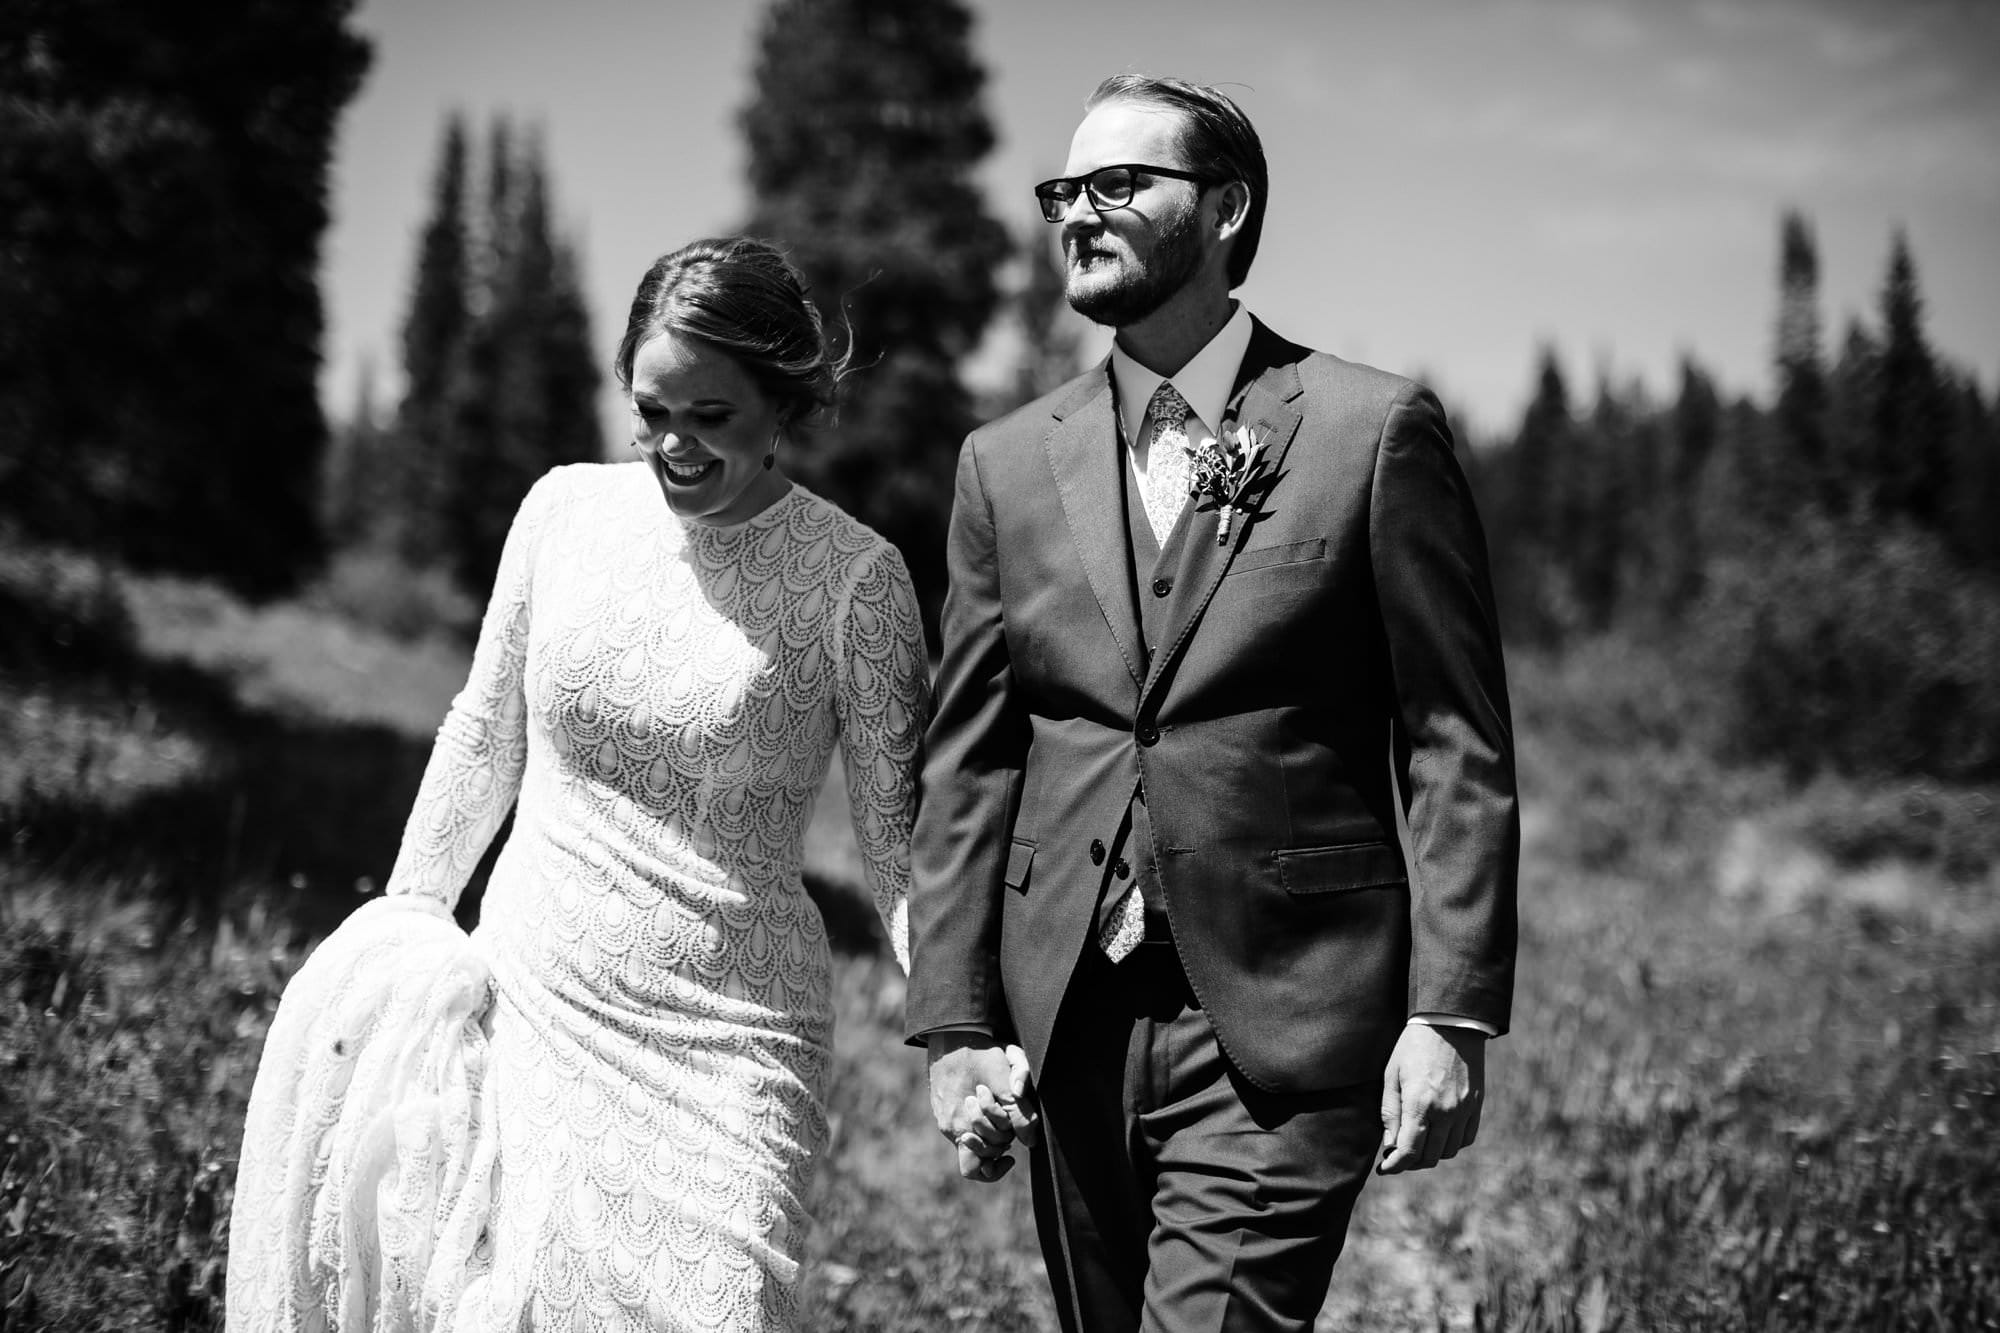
[[1044, 365, 1145, 687], [1140, 323, 1308, 713]]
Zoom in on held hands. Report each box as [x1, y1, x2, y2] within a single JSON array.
[[926, 1032, 1041, 1183], [1377, 1023, 1486, 1174]]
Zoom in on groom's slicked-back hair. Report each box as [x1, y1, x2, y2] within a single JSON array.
[[1086, 74, 1268, 289]]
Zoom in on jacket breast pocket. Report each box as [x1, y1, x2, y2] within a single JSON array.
[[1225, 537, 1327, 578], [1223, 537, 1327, 601], [1003, 838, 1036, 895], [1275, 840, 1406, 896]]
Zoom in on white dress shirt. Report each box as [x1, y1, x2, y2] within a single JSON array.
[[1110, 301, 1256, 501]]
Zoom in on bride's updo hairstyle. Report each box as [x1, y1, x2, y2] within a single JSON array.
[[614, 237, 847, 431]]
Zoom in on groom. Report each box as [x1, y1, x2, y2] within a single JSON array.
[[907, 74, 1519, 1331]]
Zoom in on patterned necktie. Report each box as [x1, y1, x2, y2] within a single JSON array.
[[1100, 383, 1191, 961], [1139, 382, 1192, 543]]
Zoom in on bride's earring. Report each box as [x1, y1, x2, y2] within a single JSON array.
[[763, 431, 779, 471]]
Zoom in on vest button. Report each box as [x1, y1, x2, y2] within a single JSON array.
[[1114, 860, 1131, 880], [1151, 577, 1172, 598], [1089, 838, 1106, 865], [1136, 723, 1159, 746]]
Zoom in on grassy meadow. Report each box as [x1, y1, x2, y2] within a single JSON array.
[[1, 536, 1995, 1331]]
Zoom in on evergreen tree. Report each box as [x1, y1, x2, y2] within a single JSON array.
[[1512, 347, 1571, 559], [0, 0, 370, 594], [1489, 348, 1577, 640], [1572, 374, 1634, 628], [1773, 210, 1831, 510], [1004, 222, 1088, 410], [739, 0, 1010, 617], [444, 129, 602, 595], [1661, 357, 1721, 614], [1601, 374, 1673, 626], [392, 114, 472, 565], [478, 117, 518, 309], [1943, 376, 2000, 574], [1827, 318, 1881, 511], [1871, 230, 1951, 527], [322, 359, 396, 548], [359, 117, 601, 604]]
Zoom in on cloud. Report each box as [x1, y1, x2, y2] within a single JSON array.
[[1351, 0, 2000, 203]]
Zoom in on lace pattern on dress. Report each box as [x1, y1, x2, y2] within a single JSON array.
[[231, 464, 929, 1332]]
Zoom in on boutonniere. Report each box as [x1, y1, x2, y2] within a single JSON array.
[[1185, 423, 1271, 545]]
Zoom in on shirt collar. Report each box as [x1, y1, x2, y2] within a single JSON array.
[[1109, 302, 1256, 443]]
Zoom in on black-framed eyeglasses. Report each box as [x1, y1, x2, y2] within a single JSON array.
[[1034, 164, 1211, 224]]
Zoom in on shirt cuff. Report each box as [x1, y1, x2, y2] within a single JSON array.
[[913, 1023, 994, 1043], [1409, 1012, 1499, 1038]]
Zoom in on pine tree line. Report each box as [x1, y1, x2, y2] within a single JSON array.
[[19, 0, 1982, 782], [1472, 214, 2000, 778], [322, 115, 602, 612]]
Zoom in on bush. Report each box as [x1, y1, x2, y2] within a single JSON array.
[[0, 535, 135, 675], [1700, 515, 2000, 780], [304, 545, 479, 643]]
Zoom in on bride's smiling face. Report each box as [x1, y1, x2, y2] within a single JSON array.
[[628, 330, 790, 527]]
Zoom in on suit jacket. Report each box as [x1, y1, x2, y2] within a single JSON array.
[[906, 319, 1519, 1095]]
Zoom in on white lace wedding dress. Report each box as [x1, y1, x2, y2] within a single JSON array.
[[228, 462, 929, 1332]]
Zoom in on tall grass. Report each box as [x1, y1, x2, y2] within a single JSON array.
[[0, 540, 1044, 1329], [1334, 638, 2000, 1332], [0, 878, 275, 1330], [2, 545, 1996, 1330]]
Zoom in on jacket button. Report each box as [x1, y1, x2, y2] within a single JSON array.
[[1089, 839, 1106, 865], [1136, 723, 1159, 746], [1151, 577, 1172, 598], [1114, 860, 1130, 880]]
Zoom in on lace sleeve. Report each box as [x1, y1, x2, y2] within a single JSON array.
[[383, 472, 558, 910], [830, 542, 931, 973]]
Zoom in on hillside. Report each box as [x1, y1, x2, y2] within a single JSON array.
[[1, 545, 1995, 1330]]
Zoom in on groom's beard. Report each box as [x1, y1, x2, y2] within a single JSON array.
[[1064, 200, 1204, 329]]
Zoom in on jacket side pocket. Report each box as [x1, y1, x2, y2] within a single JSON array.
[[1275, 840, 1406, 895]]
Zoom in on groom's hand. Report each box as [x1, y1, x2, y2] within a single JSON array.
[[1377, 1023, 1485, 1174], [927, 1032, 1039, 1183]]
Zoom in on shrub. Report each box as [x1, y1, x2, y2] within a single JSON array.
[[305, 545, 478, 643], [0, 536, 134, 675], [1700, 515, 2000, 780]]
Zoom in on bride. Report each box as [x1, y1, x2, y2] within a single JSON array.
[[228, 237, 1020, 1331]]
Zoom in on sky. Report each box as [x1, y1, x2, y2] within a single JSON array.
[[322, 0, 2000, 440]]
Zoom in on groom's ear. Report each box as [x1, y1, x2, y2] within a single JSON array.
[[1209, 179, 1252, 245]]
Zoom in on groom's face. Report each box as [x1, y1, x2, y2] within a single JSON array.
[[1058, 101, 1208, 328]]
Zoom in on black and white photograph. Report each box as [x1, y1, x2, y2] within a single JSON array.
[[2, 1, 1996, 1329]]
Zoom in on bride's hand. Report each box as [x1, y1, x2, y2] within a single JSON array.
[[995, 1043, 1041, 1148], [950, 1044, 1042, 1181]]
